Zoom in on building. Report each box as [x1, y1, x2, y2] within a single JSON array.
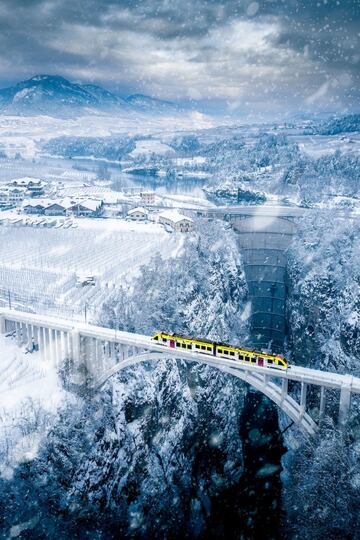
[[127, 207, 148, 221], [22, 197, 103, 217], [0, 186, 27, 207], [23, 199, 49, 214], [9, 187, 27, 206], [44, 202, 68, 216], [68, 199, 103, 217], [158, 210, 194, 232], [140, 191, 155, 205], [0, 188, 9, 208], [9, 177, 45, 197]]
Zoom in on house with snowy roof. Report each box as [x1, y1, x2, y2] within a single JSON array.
[[127, 206, 148, 221], [9, 177, 45, 197], [67, 199, 103, 217], [44, 201, 69, 216], [9, 186, 28, 205], [23, 199, 50, 214], [23, 197, 103, 217], [0, 188, 10, 208], [158, 210, 194, 232]]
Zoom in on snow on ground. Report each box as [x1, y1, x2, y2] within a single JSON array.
[[58, 184, 131, 203], [0, 216, 183, 321], [293, 134, 360, 158], [0, 158, 97, 185], [159, 192, 214, 209], [0, 334, 72, 476], [0, 113, 216, 158], [174, 156, 207, 166], [130, 139, 175, 157]]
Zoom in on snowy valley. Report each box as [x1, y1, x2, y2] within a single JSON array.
[[0, 93, 359, 538]]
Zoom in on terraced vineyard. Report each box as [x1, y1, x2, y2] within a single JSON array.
[[0, 221, 181, 321]]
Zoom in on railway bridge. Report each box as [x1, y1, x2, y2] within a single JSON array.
[[1, 308, 359, 437]]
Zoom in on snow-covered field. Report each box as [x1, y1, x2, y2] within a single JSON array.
[[174, 156, 207, 166], [0, 218, 183, 321], [130, 139, 175, 156], [0, 211, 186, 478], [292, 133, 360, 157], [0, 113, 215, 159]]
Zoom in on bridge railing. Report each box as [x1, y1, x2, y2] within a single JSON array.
[[1, 308, 359, 435]]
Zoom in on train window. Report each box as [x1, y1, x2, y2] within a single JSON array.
[[207, 346, 212, 351], [268, 359, 273, 365], [251, 358, 256, 363], [187, 344, 192, 350], [230, 351, 235, 356], [224, 350, 229, 355], [162, 338, 167, 343], [201, 345, 206, 350], [153, 336, 159, 341], [239, 355, 244, 360], [195, 344, 200, 349], [176, 342, 181, 347], [218, 349, 222, 353]]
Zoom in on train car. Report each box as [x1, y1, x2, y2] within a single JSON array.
[[151, 332, 215, 354], [151, 332, 288, 369]]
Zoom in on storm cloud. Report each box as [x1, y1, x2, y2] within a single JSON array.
[[0, 0, 358, 114]]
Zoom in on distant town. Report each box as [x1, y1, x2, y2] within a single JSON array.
[[0, 176, 194, 233]]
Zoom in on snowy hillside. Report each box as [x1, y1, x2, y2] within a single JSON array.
[[0, 334, 72, 477], [125, 93, 179, 113], [0, 221, 255, 538], [282, 210, 360, 538], [0, 75, 180, 118]]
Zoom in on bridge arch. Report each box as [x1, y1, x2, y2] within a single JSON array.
[[92, 352, 317, 436]]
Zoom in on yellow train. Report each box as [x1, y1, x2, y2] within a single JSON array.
[[151, 332, 289, 369]]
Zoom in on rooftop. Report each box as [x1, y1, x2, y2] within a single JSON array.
[[23, 197, 103, 211], [128, 206, 148, 215], [158, 210, 193, 224], [10, 177, 44, 186]]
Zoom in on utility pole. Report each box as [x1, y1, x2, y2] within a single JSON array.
[[7, 290, 11, 310]]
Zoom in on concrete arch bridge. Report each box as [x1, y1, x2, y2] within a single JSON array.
[[1, 309, 360, 437]]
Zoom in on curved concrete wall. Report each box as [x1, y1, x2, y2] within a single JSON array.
[[230, 214, 296, 352]]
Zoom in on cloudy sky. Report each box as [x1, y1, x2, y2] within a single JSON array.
[[0, 0, 359, 115]]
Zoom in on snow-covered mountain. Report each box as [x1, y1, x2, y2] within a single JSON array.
[[0, 75, 116, 115], [81, 83, 129, 108], [125, 93, 179, 112], [0, 75, 178, 117]]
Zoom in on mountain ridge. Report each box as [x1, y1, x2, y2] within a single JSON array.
[[0, 74, 178, 117]]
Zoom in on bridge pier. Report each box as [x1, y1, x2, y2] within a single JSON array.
[[71, 330, 81, 361], [0, 315, 5, 334], [281, 378, 288, 400], [67, 330, 89, 387], [319, 386, 326, 421], [338, 377, 352, 426], [300, 382, 307, 415]]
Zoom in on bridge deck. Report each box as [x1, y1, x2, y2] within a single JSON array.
[[1, 308, 359, 395]]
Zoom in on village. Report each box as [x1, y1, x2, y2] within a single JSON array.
[[0, 176, 195, 233]]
